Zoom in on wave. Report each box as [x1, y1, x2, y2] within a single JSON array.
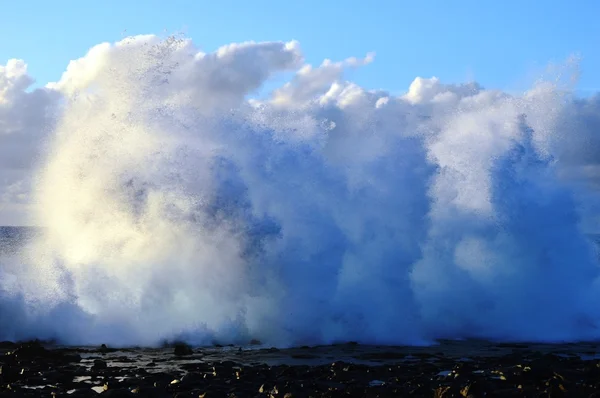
[[1, 36, 600, 347]]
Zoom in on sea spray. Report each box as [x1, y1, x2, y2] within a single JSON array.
[[0, 35, 598, 346]]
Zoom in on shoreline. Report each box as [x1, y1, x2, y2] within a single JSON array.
[[1, 340, 599, 396]]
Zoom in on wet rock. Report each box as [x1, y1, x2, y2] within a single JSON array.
[[92, 359, 108, 371], [0, 341, 599, 397], [9, 341, 48, 359], [173, 343, 193, 356], [102, 388, 134, 397], [178, 372, 205, 388], [63, 353, 83, 363], [460, 381, 488, 398], [0, 342, 15, 350], [434, 386, 452, 397]]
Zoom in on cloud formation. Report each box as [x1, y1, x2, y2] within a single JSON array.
[[1, 35, 600, 346]]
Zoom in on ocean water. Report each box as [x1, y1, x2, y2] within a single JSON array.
[[2, 35, 600, 347]]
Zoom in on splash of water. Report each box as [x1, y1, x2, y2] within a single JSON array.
[[2, 35, 600, 347]]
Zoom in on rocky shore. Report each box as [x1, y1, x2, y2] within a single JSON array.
[[0, 339, 600, 397]]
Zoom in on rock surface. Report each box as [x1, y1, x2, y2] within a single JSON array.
[[0, 339, 599, 396]]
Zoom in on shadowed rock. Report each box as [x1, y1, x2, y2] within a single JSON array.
[[0, 340, 597, 397], [173, 342, 194, 356]]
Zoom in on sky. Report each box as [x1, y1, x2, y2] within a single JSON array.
[[1, 0, 600, 95]]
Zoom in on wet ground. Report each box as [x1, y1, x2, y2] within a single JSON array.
[[1, 339, 600, 396]]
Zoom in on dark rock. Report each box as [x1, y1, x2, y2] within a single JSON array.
[[179, 372, 205, 388], [9, 341, 48, 359], [92, 359, 108, 370], [460, 381, 487, 398], [0, 340, 599, 397], [62, 388, 96, 398], [173, 343, 193, 356], [102, 388, 134, 397]]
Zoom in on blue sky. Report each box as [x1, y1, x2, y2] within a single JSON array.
[[1, 0, 599, 95]]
